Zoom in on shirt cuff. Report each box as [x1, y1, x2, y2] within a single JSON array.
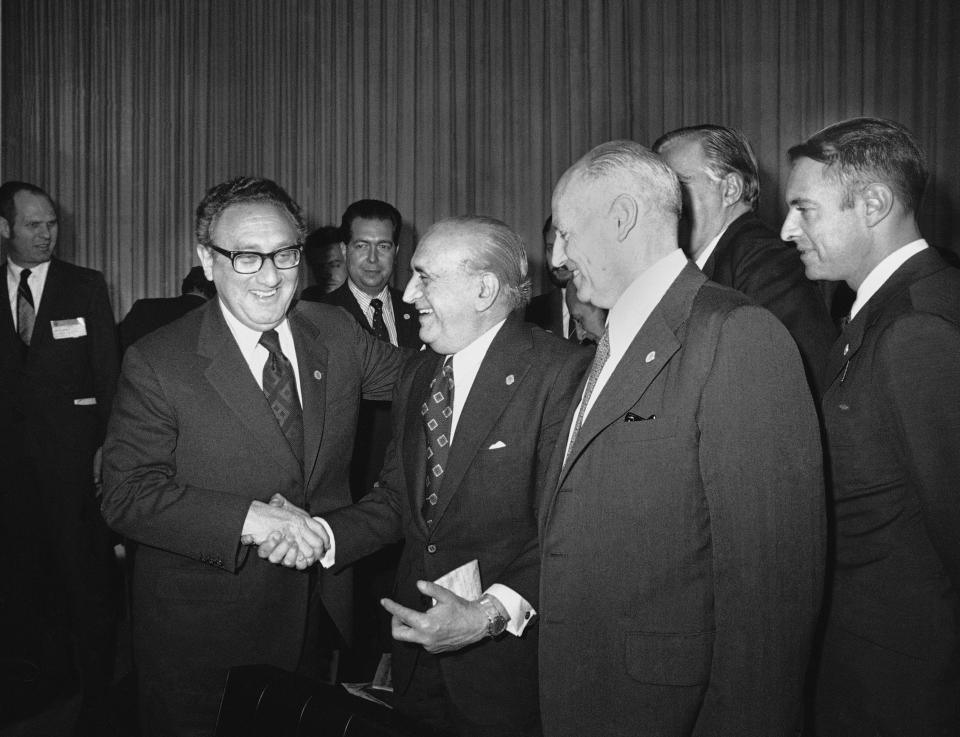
[[313, 517, 336, 568], [485, 583, 536, 636]]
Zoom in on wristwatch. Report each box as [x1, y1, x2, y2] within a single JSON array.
[[477, 593, 509, 638]]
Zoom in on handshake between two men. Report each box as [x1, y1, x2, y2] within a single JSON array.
[[239, 493, 495, 655]]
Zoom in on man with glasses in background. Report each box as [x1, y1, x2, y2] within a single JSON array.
[[101, 177, 404, 737]]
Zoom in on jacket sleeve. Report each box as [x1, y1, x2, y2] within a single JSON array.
[[693, 305, 826, 735]]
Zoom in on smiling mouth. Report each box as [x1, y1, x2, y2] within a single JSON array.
[[251, 288, 279, 299]]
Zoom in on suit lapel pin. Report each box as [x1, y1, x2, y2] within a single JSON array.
[[505, 374, 515, 386], [403, 313, 410, 320], [645, 351, 656, 363], [313, 370, 323, 380]]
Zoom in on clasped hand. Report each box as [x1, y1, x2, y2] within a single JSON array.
[[240, 493, 329, 570], [381, 580, 491, 653]]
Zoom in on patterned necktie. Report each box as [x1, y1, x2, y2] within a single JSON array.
[[370, 298, 390, 343], [259, 329, 304, 465], [421, 356, 454, 525], [17, 269, 35, 346], [565, 327, 610, 464]]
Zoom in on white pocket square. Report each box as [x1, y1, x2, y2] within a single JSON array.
[[488, 441, 507, 450], [73, 397, 97, 406]]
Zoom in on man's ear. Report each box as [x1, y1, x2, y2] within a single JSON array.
[[476, 272, 501, 311], [610, 194, 639, 242], [0, 217, 10, 240], [196, 244, 215, 282], [861, 182, 895, 227], [721, 172, 745, 206]]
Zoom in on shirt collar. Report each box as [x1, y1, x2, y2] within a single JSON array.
[[7, 258, 51, 281], [607, 249, 688, 363], [850, 239, 928, 319], [694, 225, 728, 270], [217, 298, 293, 359], [348, 279, 390, 312]]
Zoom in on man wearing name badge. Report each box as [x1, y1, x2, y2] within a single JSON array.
[[538, 141, 825, 736], [0, 180, 121, 735], [101, 176, 405, 737], [781, 117, 960, 736], [302, 216, 589, 736]]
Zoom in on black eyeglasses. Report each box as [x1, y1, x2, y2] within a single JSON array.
[[207, 244, 303, 274]]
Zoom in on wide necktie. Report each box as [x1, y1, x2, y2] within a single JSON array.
[[421, 356, 454, 525], [565, 327, 610, 464], [17, 268, 35, 346], [259, 329, 304, 465], [370, 298, 390, 343]]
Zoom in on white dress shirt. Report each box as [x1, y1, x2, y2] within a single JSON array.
[[320, 316, 535, 635], [7, 258, 51, 324], [218, 299, 303, 405], [566, 249, 688, 456], [348, 280, 398, 346], [695, 227, 727, 270], [850, 239, 928, 320]]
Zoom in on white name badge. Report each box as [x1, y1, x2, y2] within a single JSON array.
[[51, 317, 87, 339]]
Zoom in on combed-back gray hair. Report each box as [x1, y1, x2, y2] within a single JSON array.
[[423, 215, 531, 310], [652, 125, 761, 210], [572, 139, 682, 220]]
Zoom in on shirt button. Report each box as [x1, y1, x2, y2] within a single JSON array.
[[426, 544, 437, 554]]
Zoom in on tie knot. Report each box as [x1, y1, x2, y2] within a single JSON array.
[[370, 298, 383, 310], [20, 269, 31, 283], [258, 328, 282, 355]]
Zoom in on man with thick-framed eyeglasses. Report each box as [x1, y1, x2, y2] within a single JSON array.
[[101, 176, 405, 737]]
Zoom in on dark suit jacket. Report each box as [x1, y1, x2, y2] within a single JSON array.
[[0, 258, 119, 682], [316, 281, 422, 495], [325, 314, 589, 732], [814, 248, 960, 736], [524, 287, 566, 338], [101, 299, 405, 736], [1, 258, 119, 464], [701, 212, 836, 393], [539, 263, 826, 737], [118, 292, 207, 351]]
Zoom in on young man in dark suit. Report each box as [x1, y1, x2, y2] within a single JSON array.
[[303, 216, 589, 736], [101, 177, 405, 737], [653, 124, 837, 393], [782, 117, 960, 736], [302, 199, 422, 680], [0, 180, 121, 734], [539, 141, 825, 736]]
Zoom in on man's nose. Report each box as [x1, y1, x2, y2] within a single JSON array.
[[402, 274, 420, 304], [365, 245, 378, 263], [551, 235, 568, 269], [780, 212, 799, 242]]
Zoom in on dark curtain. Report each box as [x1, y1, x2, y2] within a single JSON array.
[[2, 0, 958, 316]]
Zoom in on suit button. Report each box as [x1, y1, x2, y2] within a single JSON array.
[[426, 544, 437, 554]]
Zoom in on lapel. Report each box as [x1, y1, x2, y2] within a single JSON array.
[[289, 305, 330, 490], [0, 261, 15, 343], [27, 258, 67, 354], [404, 354, 438, 535], [428, 315, 533, 529], [197, 302, 303, 489], [390, 286, 420, 348], [332, 283, 373, 333], [552, 264, 703, 493], [822, 248, 945, 391], [700, 211, 754, 279]]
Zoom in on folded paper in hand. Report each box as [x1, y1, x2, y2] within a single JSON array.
[[432, 558, 482, 604]]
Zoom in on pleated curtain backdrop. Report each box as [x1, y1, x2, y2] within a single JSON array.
[[2, 0, 958, 318]]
